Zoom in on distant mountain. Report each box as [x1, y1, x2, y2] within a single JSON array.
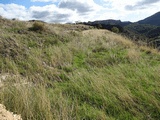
[[81, 12, 160, 49], [147, 27, 160, 38], [138, 12, 160, 26], [124, 23, 157, 34], [90, 19, 132, 27], [83, 11, 160, 27], [82, 20, 131, 33]]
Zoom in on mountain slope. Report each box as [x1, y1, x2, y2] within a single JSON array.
[[123, 23, 157, 40], [0, 18, 160, 120], [89, 19, 131, 27], [138, 12, 160, 26], [82, 12, 160, 48]]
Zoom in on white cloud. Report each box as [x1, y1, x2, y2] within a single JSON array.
[[0, 3, 30, 20], [31, 0, 57, 2], [29, 4, 77, 23], [0, 0, 103, 23], [0, 0, 160, 23], [125, 0, 160, 10], [103, 0, 138, 9], [102, 0, 160, 22], [59, 0, 95, 14]]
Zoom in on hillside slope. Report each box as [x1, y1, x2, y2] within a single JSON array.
[[138, 12, 160, 26], [0, 18, 160, 120], [82, 12, 160, 48]]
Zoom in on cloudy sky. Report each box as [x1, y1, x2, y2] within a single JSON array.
[[0, 0, 160, 23]]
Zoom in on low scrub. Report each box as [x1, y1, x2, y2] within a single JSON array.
[[30, 22, 45, 31]]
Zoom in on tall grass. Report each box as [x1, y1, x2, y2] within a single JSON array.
[[0, 18, 160, 119]]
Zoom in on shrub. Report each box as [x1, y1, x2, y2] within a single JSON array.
[[111, 27, 119, 33], [97, 24, 102, 29], [30, 22, 45, 31]]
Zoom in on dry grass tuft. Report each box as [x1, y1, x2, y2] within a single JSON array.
[[126, 49, 141, 62], [140, 46, 159, 54]]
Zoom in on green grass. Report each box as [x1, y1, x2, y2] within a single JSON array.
[[0, 18, 160, 120]]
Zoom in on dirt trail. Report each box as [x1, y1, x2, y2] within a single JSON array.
[[0, 104, 22, 120]]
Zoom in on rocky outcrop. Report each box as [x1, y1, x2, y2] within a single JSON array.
[[0, 104, 22, 120]]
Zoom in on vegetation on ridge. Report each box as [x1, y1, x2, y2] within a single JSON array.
[[0, 18, 160, 120], [82, 12, 160, 49]]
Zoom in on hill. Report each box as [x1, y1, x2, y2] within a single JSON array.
[[0, 17, 160, 120], [138, 12, 160, 26], [123, 23, 160, 48], [125, 12, 160, 48], [87, 19, 131, 27], [82, 12, 160, 49]]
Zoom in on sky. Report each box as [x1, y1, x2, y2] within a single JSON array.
[[0, 0, 160, 23]]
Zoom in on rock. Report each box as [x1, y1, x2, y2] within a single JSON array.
[[0, 104, 22, 120]]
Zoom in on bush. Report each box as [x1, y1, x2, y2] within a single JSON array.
[[30, 22, 45, 31], [111, 27, 119, 33], [97, 24, 102, 29]]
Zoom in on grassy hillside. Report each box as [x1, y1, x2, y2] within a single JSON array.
[[0, 18, 160, 120], [83, 20, 160, 49]]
